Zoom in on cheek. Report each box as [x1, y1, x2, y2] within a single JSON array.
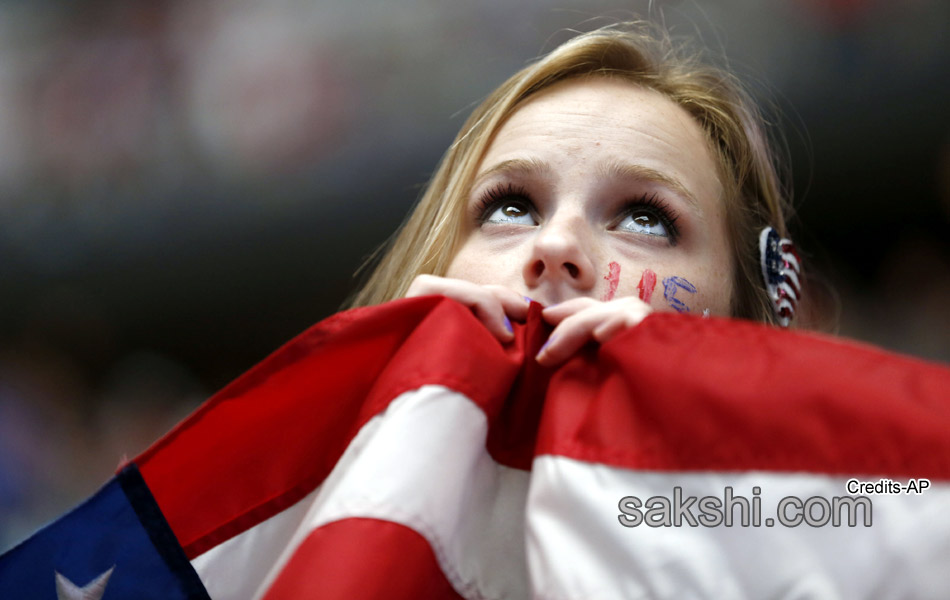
[[445, 240, 523, 286], [444, 245, 484, 283], [687, 256, 736, 316], [614, 266, 733, 316]]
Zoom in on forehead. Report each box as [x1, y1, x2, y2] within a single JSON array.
[[479, 77, 723, 212]]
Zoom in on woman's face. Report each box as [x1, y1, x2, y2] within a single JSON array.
[[446, 77, 734, 316]]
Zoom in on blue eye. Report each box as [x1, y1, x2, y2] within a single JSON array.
[[617, 211, 669, 237], [485, 200, 537, 225], [614, 194, 680, 245], [477, 183, 537, 225]]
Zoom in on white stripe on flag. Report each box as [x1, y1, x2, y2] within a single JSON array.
[[192, 385, 531, 600], [527, 455, 950, 599], [191, 381, 950, 599], [190, 487, 320, 599]]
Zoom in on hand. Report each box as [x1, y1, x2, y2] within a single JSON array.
[[536, 297, 653, 366], [405, 275, 530, 342]]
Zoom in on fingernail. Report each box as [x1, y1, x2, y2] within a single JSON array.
[[504, 316, 513, 333], [536, 335, 555, 359], [523, 296, 533, 304]]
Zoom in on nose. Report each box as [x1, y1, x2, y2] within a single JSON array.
[[522, 213, 598, 293]]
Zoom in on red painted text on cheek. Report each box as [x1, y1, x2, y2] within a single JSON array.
[[602, 262, 621, 301]]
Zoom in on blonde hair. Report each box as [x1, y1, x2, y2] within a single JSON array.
[[347, 22, 794, 324]]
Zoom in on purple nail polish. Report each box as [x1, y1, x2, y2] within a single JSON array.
[[504, 316, 513, 333]]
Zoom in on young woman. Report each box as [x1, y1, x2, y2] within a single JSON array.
[[5, 21, 948, 600], [348, 22, 800, 365]]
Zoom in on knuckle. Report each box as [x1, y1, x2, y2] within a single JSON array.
[[410, 274, 437, 289]]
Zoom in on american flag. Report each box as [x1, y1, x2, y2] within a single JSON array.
[[2, 297, 949, 598]]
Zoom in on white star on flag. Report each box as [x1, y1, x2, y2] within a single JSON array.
[[54, 566, 114, 600]]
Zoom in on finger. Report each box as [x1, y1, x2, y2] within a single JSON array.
[[406, 275, 464, 304], [538, 297, 654, 365], [536, 308, 607, 366], [469, 300, 516, 341], [541, 297, 599, 325], [591, 312, 630, 343], [484, 285, 531, 321], [407, 276, 530, 320], [404, 274, 448, 298], [405, 275, 516, 341], [591, 299, 652, 343]]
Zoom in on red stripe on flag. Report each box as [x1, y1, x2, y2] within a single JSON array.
[[261, 518, 464, 600], [537, 312, 950, 478], [134, 297, 534, 557], [132, 295, 950, 563]]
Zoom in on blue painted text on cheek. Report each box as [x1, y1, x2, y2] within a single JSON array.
[[662, 276, 697, 313]]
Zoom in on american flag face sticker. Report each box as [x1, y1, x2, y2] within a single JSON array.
[[759, 227, 802, 327]]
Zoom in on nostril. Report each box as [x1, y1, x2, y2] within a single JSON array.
[[532, 260, 545, 278], [565, 263, 579, 278]]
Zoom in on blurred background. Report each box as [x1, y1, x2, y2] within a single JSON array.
[[1, 0, 948, 551]]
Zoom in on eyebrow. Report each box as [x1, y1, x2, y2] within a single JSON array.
[[471, 157, 551, 189], [472, 157, 702, 212], [596, 160, 700, 211]]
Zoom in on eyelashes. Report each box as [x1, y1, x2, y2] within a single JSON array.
[[619, 192, 681, 245], [473, 182, 682, 244], [473, 183, 533, 223]]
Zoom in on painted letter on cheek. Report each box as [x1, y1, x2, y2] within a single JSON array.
[[602, 261, 621, 301], [662, 276, 697, 313], [637, 269, 657, 303]]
